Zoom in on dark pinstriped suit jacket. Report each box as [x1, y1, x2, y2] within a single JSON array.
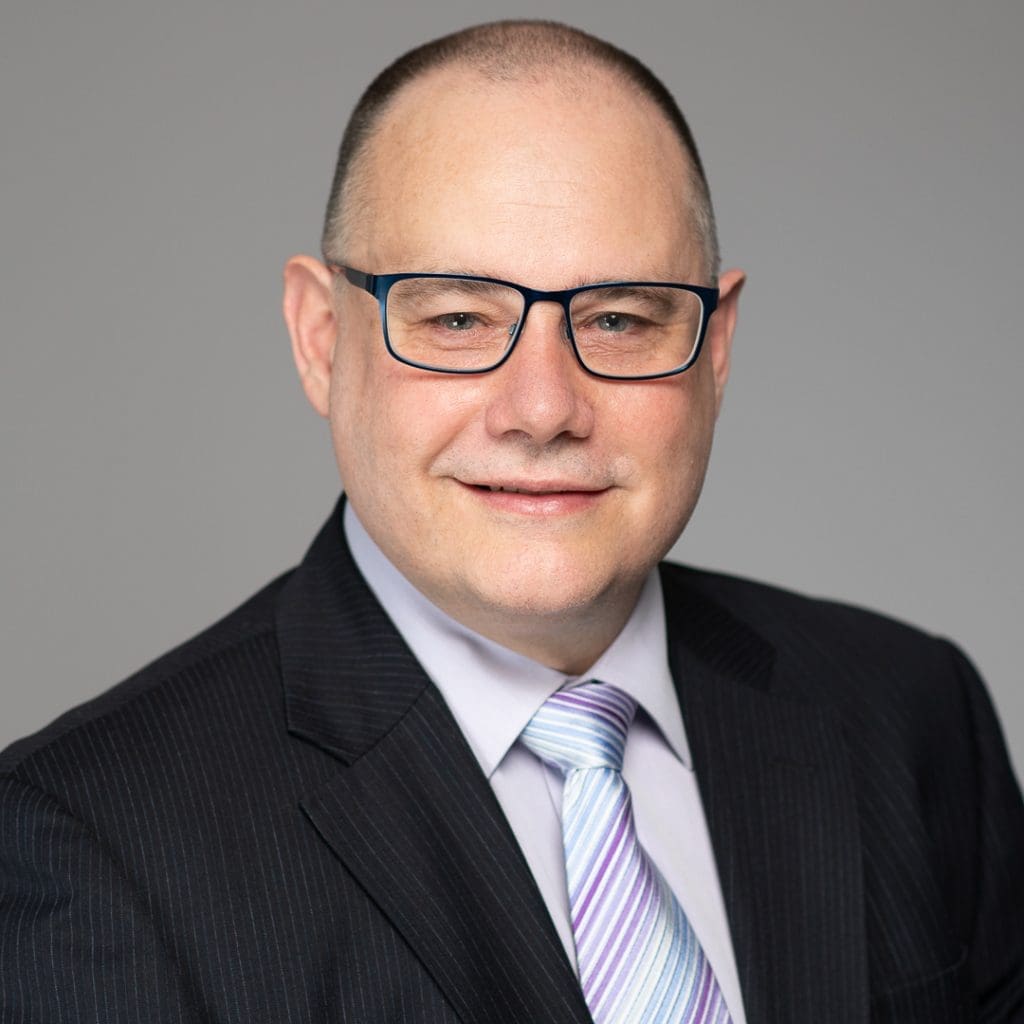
[[2, 501, 1023, 1022]]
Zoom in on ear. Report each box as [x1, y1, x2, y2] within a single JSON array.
[[705, 266, 745, 416], [282, 255, 338, 418]]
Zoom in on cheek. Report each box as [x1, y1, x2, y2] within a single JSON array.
[[329, 339, 482, 499], [331, 367, 402, 503], [328, 329, 393, 502], [626, 369, 716, 460], [627, 375, 718, 516]]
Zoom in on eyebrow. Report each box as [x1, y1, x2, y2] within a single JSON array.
[[572, 285, 680, 316], [394, 277, 515, 299]]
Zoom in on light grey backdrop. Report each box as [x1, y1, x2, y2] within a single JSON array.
[[2, 0, 1021, 775]]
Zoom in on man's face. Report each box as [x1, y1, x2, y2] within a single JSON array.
[[290, 66, 742, 668]]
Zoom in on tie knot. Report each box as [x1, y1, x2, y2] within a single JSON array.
[[520, 681, 636, 774]]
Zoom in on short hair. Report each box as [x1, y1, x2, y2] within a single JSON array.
[[321, 20, 720, 279]]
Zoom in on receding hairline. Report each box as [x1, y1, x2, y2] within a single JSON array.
[[321, 20, 719, 278]]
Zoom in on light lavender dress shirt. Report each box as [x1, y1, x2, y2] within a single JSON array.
[[344, 503, 747, 1024]]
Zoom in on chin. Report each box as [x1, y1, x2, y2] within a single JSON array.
[[459, 548, 636, 623]]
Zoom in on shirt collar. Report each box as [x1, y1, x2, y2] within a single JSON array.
[[343, 502, 692, 776]]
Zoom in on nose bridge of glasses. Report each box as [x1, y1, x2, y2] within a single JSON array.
[[515, 289, 574, 343]]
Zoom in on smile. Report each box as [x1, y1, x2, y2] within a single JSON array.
[[483, 485, 567, 494], [460, 480, 611, 516], [468, 482, 605, 495]]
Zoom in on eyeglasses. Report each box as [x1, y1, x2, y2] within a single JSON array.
[[329, 265, 719, 381]]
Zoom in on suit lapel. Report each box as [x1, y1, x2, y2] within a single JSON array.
[[660, 566, 869, 1024], [277, 503, 590, 1024]]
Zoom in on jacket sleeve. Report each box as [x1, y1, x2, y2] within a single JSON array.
[[950, 644, 1024, 1022], [0, 774, 204, 1023]]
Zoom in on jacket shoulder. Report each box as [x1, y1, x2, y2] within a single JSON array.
[[660, 559, 952, 667], [657, 559, 990, 742]]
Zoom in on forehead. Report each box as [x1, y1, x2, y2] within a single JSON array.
[[349, 66, 699, 285]]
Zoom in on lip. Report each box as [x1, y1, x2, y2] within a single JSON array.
[[457, 479, 611, 516], [462, 478, 606, 494]]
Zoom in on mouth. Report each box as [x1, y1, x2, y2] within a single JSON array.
[[478, 485, 576, 495], [466, 482, 606, 495], [458, 479, 611, 515]]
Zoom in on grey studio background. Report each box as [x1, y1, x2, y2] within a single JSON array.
[[2, 0, 1021, 778]]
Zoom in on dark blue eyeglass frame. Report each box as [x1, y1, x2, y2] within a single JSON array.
[[328, 264, 720, 381]]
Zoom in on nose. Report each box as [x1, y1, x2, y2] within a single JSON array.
[[483, 301, 595, 445]]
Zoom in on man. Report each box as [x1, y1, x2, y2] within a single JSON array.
[[2, 19, 1022, 1024]]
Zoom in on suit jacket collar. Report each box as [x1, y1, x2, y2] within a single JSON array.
[[277, 500, 868, 1022], [661, 565, 869, 1023], [278, 500, 427, 764]]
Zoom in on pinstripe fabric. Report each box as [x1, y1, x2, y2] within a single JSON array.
[[0, 512, 589, 1024], [1, 498, 1022, 1022], [659, 566, 1024, 1023], [522, 683, 732, 1024]]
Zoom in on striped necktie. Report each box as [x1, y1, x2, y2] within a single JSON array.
[[520, 681, 732, 1024]]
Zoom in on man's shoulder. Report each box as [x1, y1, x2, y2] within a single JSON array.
[[662, 558, 950, 650], [659, 559, 972, 704], [660, 560, 1009, 824], [0, 570, 295, 779]]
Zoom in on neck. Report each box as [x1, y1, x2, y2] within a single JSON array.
[[426, 579, 644, 675]]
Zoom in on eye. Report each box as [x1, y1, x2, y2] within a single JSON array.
[[436, 312, 479, 331], [595, 312, 634, 333]]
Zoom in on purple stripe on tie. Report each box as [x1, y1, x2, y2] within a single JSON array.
[[690, 953, 714, 1022], [584, 852, 651, 966], [585, 862, 658, 1011], [571, 794, 631, 931], [559, 690, 632, 735], [577, 703, 631, 740], [565, 689, 630, 722], [704, 987, 724, 1024]]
